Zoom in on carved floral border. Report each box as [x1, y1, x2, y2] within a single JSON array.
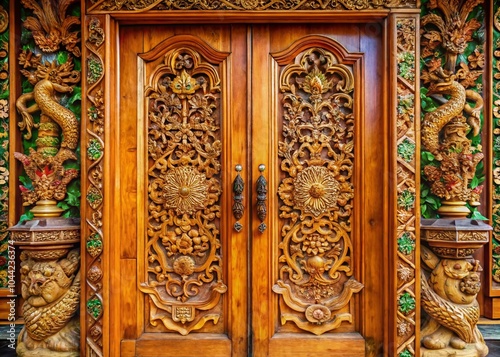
[[84, 15, 106, 356], [395, 17, 418, 357], [492, 3, 500, 286], [0, 0, 9, 288]]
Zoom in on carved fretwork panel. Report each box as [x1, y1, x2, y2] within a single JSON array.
[[139, 42, 229, 336], [272, 42, 363, 335]]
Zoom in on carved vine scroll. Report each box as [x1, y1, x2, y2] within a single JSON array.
[[84, 15, 106, 355], [139, 44, 228, 335], [88, 0, 417, 12], [272, 43, 363, 335], [395, 17, 418, 357]]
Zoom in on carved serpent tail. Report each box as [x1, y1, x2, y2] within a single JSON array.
[[421, 271, 479, 343], [34, 79, 79, 151], [421, 79, 466, 156], [23, 274, 80, 341]]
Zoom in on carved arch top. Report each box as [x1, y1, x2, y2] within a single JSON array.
[[140, 34, 230, 64], [271, 35, 363, 66]]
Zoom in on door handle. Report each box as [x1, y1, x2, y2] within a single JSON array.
[[232, 164, 244, 232], [256, 164, 267, 233]]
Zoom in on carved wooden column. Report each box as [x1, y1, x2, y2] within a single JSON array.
[[419, 0, 490, 356], [420, 219, 490, 357], [6, 0, 82, 355]]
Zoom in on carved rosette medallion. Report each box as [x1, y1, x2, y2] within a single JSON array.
[[139, 46, 227, 335], [272, 47, 363, 335]]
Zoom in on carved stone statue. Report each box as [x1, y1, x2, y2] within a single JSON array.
[[16, 247, 80, 357], [420, 220, 490, 357]]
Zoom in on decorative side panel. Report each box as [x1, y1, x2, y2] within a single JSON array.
[[492, 2, 500, 291], [139, 44, 228, 335], [87, 0, 417, 12], [395, 17, 418, 357], [84, 15, 106, 356], [0, 0, 9, 290], [272, 43, 363, 335]]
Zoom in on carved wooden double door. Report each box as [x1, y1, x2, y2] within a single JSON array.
[[114, 23, 386, 356]]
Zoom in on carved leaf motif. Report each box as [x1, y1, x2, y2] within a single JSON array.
[[21, 0, 81, 56]]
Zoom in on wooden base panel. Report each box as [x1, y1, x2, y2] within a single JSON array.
[[125, 334, 232, 357], [483, 297, 500, 319], [0, 296, 12, 320], [268, 332, 365, 357]]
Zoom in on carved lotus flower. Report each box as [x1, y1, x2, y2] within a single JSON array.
[[170, 70, 199, 95], [293, 166, 340, 217], [303, 68, 330, 95], [162, 166, 208, 215]]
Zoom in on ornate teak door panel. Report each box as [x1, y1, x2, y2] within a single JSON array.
[[250, 24, 386, 357], [115, 23, 386, 357]]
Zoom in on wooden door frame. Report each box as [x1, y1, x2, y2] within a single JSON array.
[[80, 3, 421, 356]]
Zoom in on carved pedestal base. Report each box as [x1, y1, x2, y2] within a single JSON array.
[[421, 316, 488, 357], [420, 219, 491, 357], [421, 345, 488, 357], [10, 218, 80, 357], [17, 318, 80, 357]]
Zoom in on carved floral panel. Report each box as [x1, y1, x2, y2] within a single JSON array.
[[395, 17, 417, 357], [272, 45, 363, 335], [88, 0, 417, 12], [0, 0, 9, 288], [139, 45, 227, 335]]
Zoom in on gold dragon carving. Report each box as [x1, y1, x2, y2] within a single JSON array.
[[14, 0, 81, 216], [15, 52, 80, 214], [139, 46, 227, 335], [420, 0, 485, 215], [272, 47, 363, 335], [419, 1, 490, 355], [11, 1, 82, 356]]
